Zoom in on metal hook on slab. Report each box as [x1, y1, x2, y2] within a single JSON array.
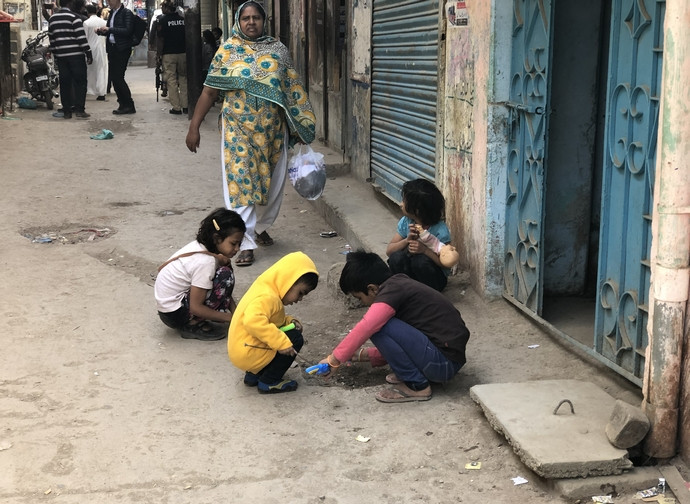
[[553, 399, 575, 415]]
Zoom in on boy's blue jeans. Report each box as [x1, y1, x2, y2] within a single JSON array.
[[371, 318, 462, 390]]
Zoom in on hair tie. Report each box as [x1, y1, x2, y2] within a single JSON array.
[[212, 219, 220, 231]]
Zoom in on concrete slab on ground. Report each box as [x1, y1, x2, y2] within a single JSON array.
[[470, 380, 633, 479]]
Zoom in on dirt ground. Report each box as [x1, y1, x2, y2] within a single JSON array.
[[0, 66, 678, 503]]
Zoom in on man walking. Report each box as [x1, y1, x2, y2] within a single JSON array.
[[96, 0, 135, 114], [157, 1, 187, 115], [47, 0, 93, 119], [83, 4, 107, 101]]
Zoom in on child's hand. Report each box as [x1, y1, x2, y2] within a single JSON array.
[[407, 223, 420, 240], [407, 239, 426, 255], [317, 357, 333, 376], [278, 346, 297, 356], [293, 320, 303, 332]]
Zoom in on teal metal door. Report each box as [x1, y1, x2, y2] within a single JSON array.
[[595, 0, 665, 383], [503, 0, 551, 314]]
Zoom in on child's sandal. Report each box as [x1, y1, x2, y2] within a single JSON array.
[[180, 321, 226, 341], [257, 379, 298, 394]]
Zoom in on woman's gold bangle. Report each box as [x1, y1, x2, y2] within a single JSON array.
[[327, 354, 341, 368]]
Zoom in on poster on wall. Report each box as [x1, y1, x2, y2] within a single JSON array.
[[446, 1, 468, 27], [3, 2, 25, 20]]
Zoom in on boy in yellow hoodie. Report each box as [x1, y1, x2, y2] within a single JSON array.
[[228, 252, 319, 393]]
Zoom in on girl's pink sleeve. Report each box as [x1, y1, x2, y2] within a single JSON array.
[[332, 302, 394, 366]]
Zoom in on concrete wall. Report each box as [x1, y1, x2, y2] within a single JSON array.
[[439, 1, 510, 298], [348, 0, 371, 181]]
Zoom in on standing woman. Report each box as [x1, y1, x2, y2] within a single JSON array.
[[185, 1, 316, 267]]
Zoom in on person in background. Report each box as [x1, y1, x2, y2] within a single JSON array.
[[96, 0, 136, 114], [148, 7, 167, 98], [211, 26, 222, 49], [201, 29, 216, 82], [83, 3, 107, 101], [157, 0, 187, 115], [185, 1, 316, 268], [48, 0, 93, 119]]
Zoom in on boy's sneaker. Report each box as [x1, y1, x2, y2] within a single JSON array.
[[243, 372, 260, 387], [257, 379, 298, 394]]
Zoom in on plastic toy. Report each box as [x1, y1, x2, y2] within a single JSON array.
[[279, 322, 295, 332], [305, 363, 330, 375]]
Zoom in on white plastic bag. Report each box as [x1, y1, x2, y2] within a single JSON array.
[[287, 144, 326, 200]]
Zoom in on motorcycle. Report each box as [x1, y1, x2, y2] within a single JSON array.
[[21, 31, 59, 110]]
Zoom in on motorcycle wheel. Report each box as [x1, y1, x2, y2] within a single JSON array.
[[43, 90, 54, 110]]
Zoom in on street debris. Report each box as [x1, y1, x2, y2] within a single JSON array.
[[591, 496, 614, 503], [355, 435, 370, 443], [23, 227, 113, 244], [528, 344, 540, 349], [465, 461, 481, 470], [0, 441, 12, 451], [511, 476, 528, 485], [17, 97, 37, 109], [637, 487, 660, 499], [90, 128, 114, 140]]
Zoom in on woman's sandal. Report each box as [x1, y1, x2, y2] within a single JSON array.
[[375, 386, 432, 403], [235, 249, 255, 267], [255, 231, 274, 246]]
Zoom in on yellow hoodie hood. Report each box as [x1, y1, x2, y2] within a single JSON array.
[[251, 251, 319, 299], [228, 252, 318, 373]]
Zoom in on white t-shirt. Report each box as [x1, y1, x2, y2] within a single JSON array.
[[154, 241, 217, 312]]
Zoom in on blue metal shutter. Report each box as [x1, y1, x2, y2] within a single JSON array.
[[371, 0, 440, 202]]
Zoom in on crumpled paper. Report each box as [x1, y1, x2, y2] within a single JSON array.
[[90, 128, 114, 140]]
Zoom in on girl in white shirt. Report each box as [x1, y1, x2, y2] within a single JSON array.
[[154, 208, 245, 340]]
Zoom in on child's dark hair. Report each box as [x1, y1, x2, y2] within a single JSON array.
[[401, 178, 445, 227], [196, 208, 246, 253], [339, 250, 392, 294], [294, 272, 319, 291]]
